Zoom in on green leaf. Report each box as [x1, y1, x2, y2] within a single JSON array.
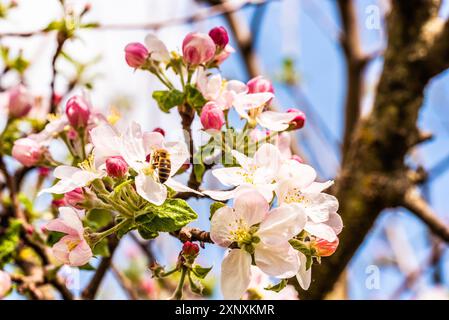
[[137, 225, 159, 240], [92, 238, 110, 257], [289, 239, 312, 256], [193, 151, 206, 183], [46, 231, 66, 247], [209, 202, 226, 220], [188, 271, 204, 295], [136, 199, 198, 233], [191, 265, 212, 279], [86, 209, 113, 230], [185, 84, 207, 112], [0, 219, 22, 267], [152, 89, 184, 113], [264, 279, 288, 293]]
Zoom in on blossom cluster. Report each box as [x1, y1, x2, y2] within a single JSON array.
[[0, 25, 341, 300]]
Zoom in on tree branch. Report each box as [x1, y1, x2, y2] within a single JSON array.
[[299, 0, 445, 299], [81, 236, 119, 300], [403, 188, 449, 242]]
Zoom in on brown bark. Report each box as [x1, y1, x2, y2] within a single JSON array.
[[300, 0, 448, 299]]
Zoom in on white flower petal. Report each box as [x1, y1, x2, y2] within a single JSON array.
[[278, 161, 316, 187], [233, 189, 268, 226], [301, 193, 338, 223], [258, 203, 306, 245], [142, 131, 164, 154], [296, 252, 311, 290], [212, 166, 247, 186], [202, 189, 238, 201], [255, 243, 300, 278], [135, 173, 167, 206], [233, 92, 273, 111], [221, 249, 252, 300], [230, 150, 252, 171], [304, 221, 337, 242], [90, 124, 121, 168], [58, 207, 85, 236], [257, 111, 296, 131], [210, 206, 238, 247], [144, 34, 170, 62], [326, 212, 343, 235], [54, 166, 82, 180], [302, 180, 334, 193], [120, 122, 146, 170], [254, 144, 281, 172], [165, 178, 202, 195], [164, 141, 189, 176]]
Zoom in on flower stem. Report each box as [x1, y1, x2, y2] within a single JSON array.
[[170, 266, 187, 300]]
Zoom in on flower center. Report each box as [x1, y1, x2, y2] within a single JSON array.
[[284, 187, 310, 205], [65, 239, 81, 252]]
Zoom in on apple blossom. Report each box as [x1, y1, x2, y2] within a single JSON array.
[[124, 42, 149, 68], [0, 270, 11, 298], [211, 189, 307, 299], [209, 26, 229, 48], [203, 143, 282, 201], [196, 71, 273, 112], [12, 137, 44, 166], [45, 207, 92, 267], [105, 156, 128, 178], [200, 101, 225, 131], [66, 95, 91, 129], [182, 32, 216, 65], [119, 122, 201, 205], [276, 162, 342, 242], [7, 84, 33, 118]]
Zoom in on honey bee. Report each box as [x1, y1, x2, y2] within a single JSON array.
[[150, 148, 171, 184]]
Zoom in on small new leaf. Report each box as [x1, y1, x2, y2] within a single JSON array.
[[152, 89, 185, 113], [264, 279, 288, 293], [209, 202, 226, 220], [185, 84, 207, 112], [192, 265, 212, 279]]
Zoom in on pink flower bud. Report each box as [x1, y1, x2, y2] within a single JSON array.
[[247, 76, 274, 94], [25, 225, 34, 235], [287, 108, 306, 130], [64, 188, 85, 209], [7, 85, 33, 118], [208, 26, 229, 48], [52, 93, 62, 106], [291, 155, 304, 163], [153, 127, 165, 136], [124, 42, 149, 68], [182, 241, 199, 257], [213, 44, 234, 65], [182, 32, 216, 65], [200, 101, 225, 131], [314, 238, 339, 257], [105, 156, 128, 178], [38, 167, 51, 177], [52, 198, 67, 208], [12, 138, 44, 167], [66, 96, 91, 129], [0, 270, 12, 298]]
